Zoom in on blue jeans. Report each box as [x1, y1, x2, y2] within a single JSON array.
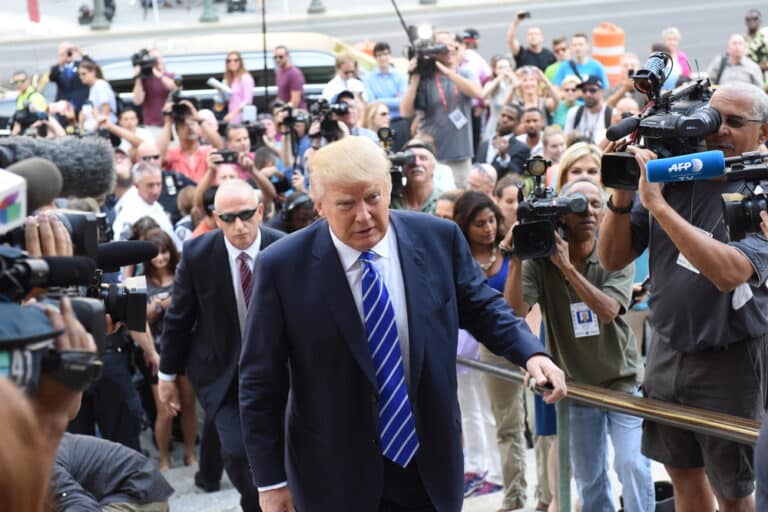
[[569, 397, 655, 512]]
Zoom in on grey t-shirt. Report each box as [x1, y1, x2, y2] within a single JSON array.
[[416, 69, 476, 162], [630, 179, 768, 352]]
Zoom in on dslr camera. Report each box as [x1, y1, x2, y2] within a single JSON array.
[[602, 52, 722, 190], [131, 49, 159, 78], [378, 127, 412, 201], [309, 99, 345, 143], [511, 157, 587, 260]]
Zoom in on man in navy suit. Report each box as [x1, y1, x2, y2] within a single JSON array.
[[48, 42, 90, 113], [159, 179, 283, 511], [239, 136, 567, 512]]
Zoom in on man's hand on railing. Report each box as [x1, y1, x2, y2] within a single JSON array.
[[525, 355, 567, 404]]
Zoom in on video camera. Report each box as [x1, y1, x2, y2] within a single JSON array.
[[131, 49, 159, 78], [378, 127, 411, 201], [406, 25, 448, 79], [602, 52, 722, 190], [168, 89, 196, 122], [720, 152, 768, 241], [511, 156, 588, 260], [309, 99, 345, 143]]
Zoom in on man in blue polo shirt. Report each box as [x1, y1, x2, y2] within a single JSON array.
[[365, 42, 409, 148]]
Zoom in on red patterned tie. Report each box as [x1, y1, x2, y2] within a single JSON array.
[[238, 252, 253, 309]]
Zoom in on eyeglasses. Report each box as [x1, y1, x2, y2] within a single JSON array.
[[11, 79, 27, 85], [141, 154, 161, 161], [226, 58, 241, 63], [746, 16, 760, 21], [581, 87, 600, 94], [723, 115, 763, 129], [217, 208, 258, 223]]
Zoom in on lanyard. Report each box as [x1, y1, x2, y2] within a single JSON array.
[[435, 73, 459, 112]]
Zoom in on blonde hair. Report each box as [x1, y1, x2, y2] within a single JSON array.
[[363, 101, 387, 130], [556, 142, 602, 191], [310, 136, 391, 201]]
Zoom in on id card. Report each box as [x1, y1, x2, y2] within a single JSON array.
[[676, 227, 713, 274], [570, 302, 600, 338], [448, 108, 468, 130]]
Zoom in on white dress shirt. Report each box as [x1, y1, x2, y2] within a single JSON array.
[[158, 229, 261, 383], [112, 187, 181, 250]]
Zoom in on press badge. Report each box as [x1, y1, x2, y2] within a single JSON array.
[[676, 227, 713, 274], [570, 302, 600, 338], [449, 108, 468, 130]]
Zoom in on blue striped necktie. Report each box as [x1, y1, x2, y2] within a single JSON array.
[[359, 250, 419, 467]]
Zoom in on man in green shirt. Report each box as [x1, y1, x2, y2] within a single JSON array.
[[389, 139, 440, 214], [502, 177, 654, 512]]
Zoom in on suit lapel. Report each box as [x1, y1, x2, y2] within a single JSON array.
[[214, 231, 241, 340], [390, 214, 429, 399], [312, 222, 377, 391]]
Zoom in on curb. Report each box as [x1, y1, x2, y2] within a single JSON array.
[[0, 0, 520, 47]]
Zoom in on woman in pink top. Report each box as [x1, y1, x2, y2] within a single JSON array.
[[223, 51, 255, 124]]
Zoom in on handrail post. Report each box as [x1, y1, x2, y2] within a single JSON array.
[[557, 400, 571, 512]]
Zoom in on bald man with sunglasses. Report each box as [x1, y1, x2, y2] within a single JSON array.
[[159, 180, 283, 511]]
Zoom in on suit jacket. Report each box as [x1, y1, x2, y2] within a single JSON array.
[[475, 136, 530, 177], [49, 62, 90, 111], [160, 226, 283, 415], [239, 211, 545, 512]]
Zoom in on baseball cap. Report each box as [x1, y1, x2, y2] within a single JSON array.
[[332, 90, 355, 103], [576, 75, 604, 89]]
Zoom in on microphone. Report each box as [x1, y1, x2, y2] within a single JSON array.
[[96, 241, 158, 272], [646, 150, 726, 183], [606, 115, 640, 142], [43, 256, 97, 287], [0, 136, 115, 198], [6, 158, 63, 211]]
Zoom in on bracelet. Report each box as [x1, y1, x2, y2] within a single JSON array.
[[607, 195, 633, 214]]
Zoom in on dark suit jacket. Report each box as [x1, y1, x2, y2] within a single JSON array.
[[160, 226, 283, 415], [239, 211, 545, 512], [49, 62, 90, 111], [475, 136, 531, 178]]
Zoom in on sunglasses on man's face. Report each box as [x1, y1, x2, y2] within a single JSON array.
[[747, 16, 760, 21], [722, 114, 763, 129], [141, 154, 161, 161], [218, 208, 258, 223]]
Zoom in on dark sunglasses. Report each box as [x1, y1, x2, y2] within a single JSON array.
[[141, 154, 161, 161], [218, 208, 258, 223], [746, 16, 760, 21]]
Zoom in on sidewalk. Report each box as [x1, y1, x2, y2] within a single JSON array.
[[2, 0, 513, 45]]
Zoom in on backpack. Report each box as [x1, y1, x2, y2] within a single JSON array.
[[573, 104, 614, 131]]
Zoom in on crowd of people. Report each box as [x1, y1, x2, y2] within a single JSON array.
[[5, 5, 768, 512]]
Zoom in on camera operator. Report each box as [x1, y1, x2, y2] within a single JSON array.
[[390, 139, 440, 213], [276, 107, 310, 172], [599, 82, 768, 512], [48, 42, 90, 113], [334, 90, 379, 142], [400, 30, 483, 189], [157, 99, 224, 183], [503, 177, 654, 512], [131, 49, 177, 129]]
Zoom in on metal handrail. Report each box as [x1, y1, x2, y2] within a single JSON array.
[[457, 356, 761, 511]]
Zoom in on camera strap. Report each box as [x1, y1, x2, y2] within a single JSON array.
[[435, 74, 459, 112]]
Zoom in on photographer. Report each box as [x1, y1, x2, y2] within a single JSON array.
[[599, 82, 768, 512], [506, 12, 556, 72], [503, 178, 654, 511], [131, 49, 177, 128], [157, 99, 224, 183], [48, 42, 90, 113], [389, 139, 440, 213], [400, 30, 483, 188]]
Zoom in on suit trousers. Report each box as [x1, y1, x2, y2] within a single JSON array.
[[213, 395, 261, 511], [479, 346, 528, 509], [197, 412, 224, 486]]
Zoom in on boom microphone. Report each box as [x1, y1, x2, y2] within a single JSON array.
[[6, 158, 62, 211], [206, 77, 232, 99], [96, 241, 158, 273], [0, 136, 115, 198], [646, 150, 726, 183]]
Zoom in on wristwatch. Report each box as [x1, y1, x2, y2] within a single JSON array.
[[607, 195, 633, 215]]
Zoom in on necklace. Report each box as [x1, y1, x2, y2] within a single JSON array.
[[477, 246, 497, 271]]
